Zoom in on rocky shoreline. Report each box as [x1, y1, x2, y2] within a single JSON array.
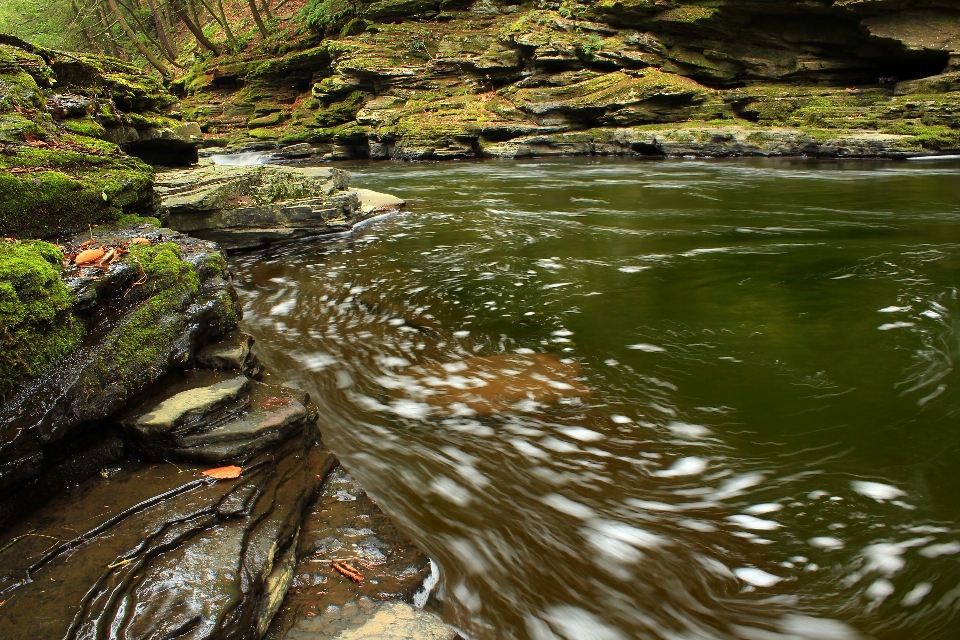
[[0, 218, 457, 640]]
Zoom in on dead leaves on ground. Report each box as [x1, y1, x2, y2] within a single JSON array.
[[201, 465, 242, 480], [64, 238, 153, 270]]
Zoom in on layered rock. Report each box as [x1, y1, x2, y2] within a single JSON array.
[[0, 35, 200, 238], [177, 0, 960, 159], [0, 223, 240, 530], [156, 164, 404, 251]]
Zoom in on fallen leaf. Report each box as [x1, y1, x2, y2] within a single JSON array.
[[202, 465, 242, 480], [75, 248, 105, 265], [259, 396, 292, 410], [79, 239, 97, 249], [130, 238, 151, 245], [332, 561, 363, 583]]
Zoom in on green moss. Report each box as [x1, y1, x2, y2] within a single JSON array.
[[0, 146, 154, 237], [114, 213, 162, 228], [61, 117, 106, 139], [111, 242, 200, 370], [0, 240, 83, 399]]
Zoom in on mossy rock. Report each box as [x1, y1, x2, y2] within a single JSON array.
[[0, 240, 83, 400], [0, 144, 155, 238]]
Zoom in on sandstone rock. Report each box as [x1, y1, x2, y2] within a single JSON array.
[[265, 467, 437, 640], [196, 330, 263, 377], [351, 188, 406, 214], [122, 371, 318, 463], [156, 164, 374, 251]]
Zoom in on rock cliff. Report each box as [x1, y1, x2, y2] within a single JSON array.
[[178, 0, 960, 159]]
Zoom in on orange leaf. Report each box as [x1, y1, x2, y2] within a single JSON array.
[[75, 249, 105, 265], [202, 465, 242, 480]]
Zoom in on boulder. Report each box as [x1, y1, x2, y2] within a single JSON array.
[[156, 164, 386, 251]]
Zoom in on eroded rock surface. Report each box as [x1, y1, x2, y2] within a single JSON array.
[[0, 224, 240, 530], [265, 467, 440, 640], [156, 164, 403, 251], [177, 0, 960, 160], [0, 430, 327, 640]]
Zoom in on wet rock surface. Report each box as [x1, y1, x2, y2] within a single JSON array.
[[265, 468, 442, 640], [156, 164, 403, 251], [0, 223, 240, 530], [0, 430, 326, 640]]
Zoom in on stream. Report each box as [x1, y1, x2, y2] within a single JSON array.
[[230, 157, 960, 640]]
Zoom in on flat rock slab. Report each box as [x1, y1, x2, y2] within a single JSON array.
[[0, 432, 330, 640], [335, 601, 458, 640], [350, 188, 405, 215], [126, 374, 251, 436], [122, 370, 316, 463]]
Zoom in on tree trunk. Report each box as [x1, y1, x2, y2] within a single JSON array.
[[72, 0, 96, 50], [171, 0, 221, 54], [146, 0, 179, 61], [261, 0, 273, 21], [196, 0, 236, 48], [95, 0, 123, 58], [247, 0, 268, 37], [106, 0, 171, 77]]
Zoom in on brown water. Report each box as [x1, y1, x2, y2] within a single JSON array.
[[230, 157, 960, 640]]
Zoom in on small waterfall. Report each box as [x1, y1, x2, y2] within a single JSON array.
[[210, 151, 273, 166]]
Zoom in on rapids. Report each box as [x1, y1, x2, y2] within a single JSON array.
[[231, 157, 960, 640]]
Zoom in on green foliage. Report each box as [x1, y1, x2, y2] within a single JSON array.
[[301, 0, 369, 34], [0, 0, 84, 50], [0, 240, 83, 399]]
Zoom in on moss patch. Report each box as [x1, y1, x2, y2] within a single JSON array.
[[0, 240, 83, 400], [110, 242, 200, 370]]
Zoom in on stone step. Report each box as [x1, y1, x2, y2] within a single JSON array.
[[121, 371, 316, 463]]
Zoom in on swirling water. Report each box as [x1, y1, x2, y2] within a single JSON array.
[[231, 157, 960, 640]]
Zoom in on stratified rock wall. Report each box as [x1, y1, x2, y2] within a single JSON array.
[[179, 0, 960, 158]]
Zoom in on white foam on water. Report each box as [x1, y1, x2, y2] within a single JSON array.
[[666, 421, 711, 437], [610, 414, 632, 424], [728, 515, 781, 531], [777, 614, 864, 640], [412, 559, 440, 608], [919, 541, 960, 558], [389, 399, 433, 420], [558, 426, 604, 442], [627, 343, 666, 352], [878, 321, 915, 330], [653, 456, 707, 477], [744, 503, 783, 515], [294, 352, 337, 372], [713, 473, 766, 500], [210, 151, 271, 166], [878, 305, 911, 313], [541, 493, 597, 519], [906, 154, 960, 161], [808, 536, 845, 550], [541, 605, 628, 640], [734, 567, 782, 587], [429, 475, 472, 506], [851, 480, 906, 501], [543, 282, 573, 289], [618, 266, 649, 273], [901, 582, 933, 607], [269, 296, 297, 316], [453, 330, 471, 338], [866, 578, 895, 603]]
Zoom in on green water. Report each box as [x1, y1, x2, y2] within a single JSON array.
[[231, 157, 960, 640]]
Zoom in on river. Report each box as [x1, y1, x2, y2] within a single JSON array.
[[230, 157, 960, 640]]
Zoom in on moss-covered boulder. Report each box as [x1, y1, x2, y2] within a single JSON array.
[[0, 224, 241, 527]]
